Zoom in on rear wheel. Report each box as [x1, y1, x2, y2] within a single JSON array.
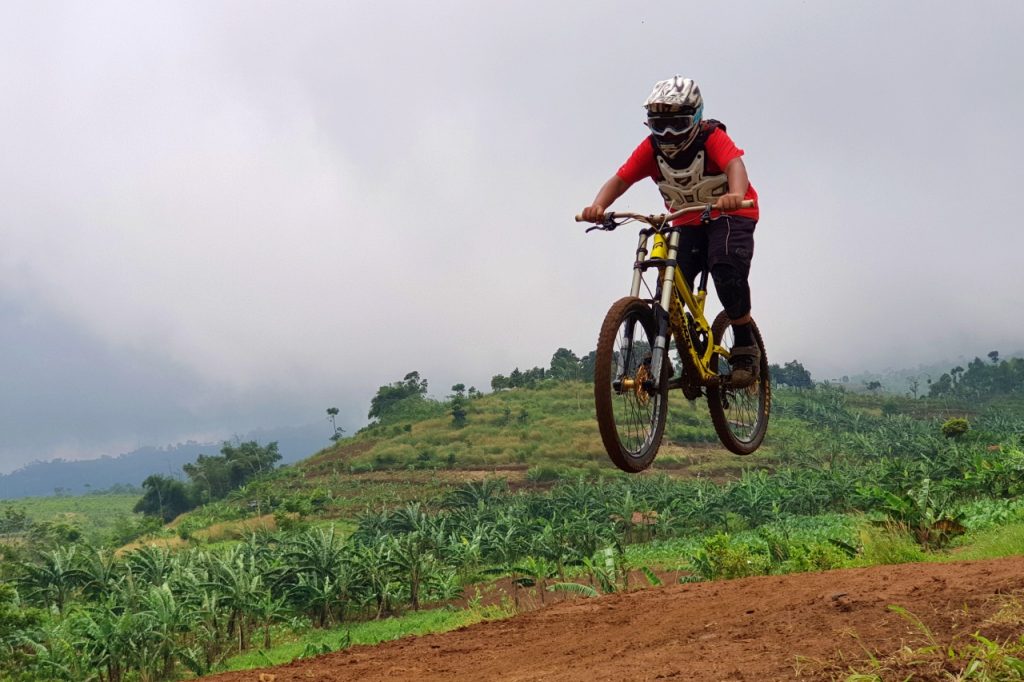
[[594, 297, 669, 472], [706, 312, 771, 455]]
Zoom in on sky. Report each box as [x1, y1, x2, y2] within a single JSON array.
[[1, 1, 1022, 473]]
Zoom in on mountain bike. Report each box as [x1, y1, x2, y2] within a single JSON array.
[[576, 201, 770, 472]]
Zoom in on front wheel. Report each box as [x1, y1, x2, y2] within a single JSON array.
[[706, 312, 771, 455], [594, 297, 669, 472]]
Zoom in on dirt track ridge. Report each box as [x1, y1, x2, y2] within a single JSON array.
[[202, 556, 1024, 682]]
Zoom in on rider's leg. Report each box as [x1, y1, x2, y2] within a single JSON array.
[[710, 263, 753, 341], [675, 224, 707, 288], [705, 216, 758, 386]]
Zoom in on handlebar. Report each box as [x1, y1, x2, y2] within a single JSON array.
[[574, 199, 756, 227]]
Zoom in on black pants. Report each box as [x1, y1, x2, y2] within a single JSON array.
[[676, 216, 756, 320]]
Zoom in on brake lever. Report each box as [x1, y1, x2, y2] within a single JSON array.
[[585, 214, 619, 233]]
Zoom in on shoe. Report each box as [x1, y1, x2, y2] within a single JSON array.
[[728, 346, 760, 388]]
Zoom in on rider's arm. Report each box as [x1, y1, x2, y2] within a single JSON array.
[[581, 175, 629, 221], [708, 129, 750, 211], [714, 157, 749, 211]]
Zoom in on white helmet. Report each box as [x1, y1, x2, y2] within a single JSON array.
[[643, 76, 704, 158]]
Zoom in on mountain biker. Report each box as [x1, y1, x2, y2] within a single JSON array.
[[579, 76, 761, 387]]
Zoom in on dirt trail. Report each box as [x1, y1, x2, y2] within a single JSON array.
[[203, 556, 1024, 682]]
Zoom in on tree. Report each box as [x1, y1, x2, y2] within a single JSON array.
[[134, 475, 195, 522], [548, 348, 581, 381], [368, 371, 430, 422], [450, 395, 467, 429], [326, 407, 344, 442], [929, 372, 953, 397], [907, 377, 921, 399], [579, 351, 597, 382], [183, 441, 281, 503], [768, 360, 814, 388]]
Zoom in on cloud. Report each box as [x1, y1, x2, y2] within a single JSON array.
[[0, 1, 1022, 469]]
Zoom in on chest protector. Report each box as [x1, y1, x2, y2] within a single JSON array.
[[652, 120, 729, 210]]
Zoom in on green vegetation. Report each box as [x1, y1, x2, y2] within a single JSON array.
[[222, 602, 511, 671], [768, 359, 814, 388], [838, 602, 1024, 680], [2, 352, 1023, 681], [928, 352, 1024, 399], [134, 441, 283, 522], [0, 492, 151, 549]]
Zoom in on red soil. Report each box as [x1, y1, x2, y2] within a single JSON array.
[[201, 556, 1024, 682]]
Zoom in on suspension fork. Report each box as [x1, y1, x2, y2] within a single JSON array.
[[616, 231, 653, 383], [648, 229, 681, 387]]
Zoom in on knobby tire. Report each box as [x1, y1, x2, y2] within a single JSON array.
[[594, 297, 669, 472], [706, 311, 771, 455]]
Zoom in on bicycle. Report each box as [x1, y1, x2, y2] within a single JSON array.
[[575, 200, 770, 472]]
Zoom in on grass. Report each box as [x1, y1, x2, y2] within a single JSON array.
[[0, 492, 141, 536], [625, 513, 861, 574], [945, 521, 1024, 562], [314, 381, 782, 478], [852, 523, 930, 566], [220, 603, 512, 671], [835, 602, 1024, 681]]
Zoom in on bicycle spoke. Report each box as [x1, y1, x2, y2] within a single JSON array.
[[706, 313, 770, 454], [598, 296, 667, 466]]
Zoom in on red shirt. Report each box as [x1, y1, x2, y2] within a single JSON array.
[[615, 128, 759, 226]]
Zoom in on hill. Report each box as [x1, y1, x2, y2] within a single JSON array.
[[0, 423, 329, 499], [5, 361, 1024, 682]]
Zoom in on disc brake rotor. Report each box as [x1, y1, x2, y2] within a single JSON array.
[[634, 363, 651, 406]]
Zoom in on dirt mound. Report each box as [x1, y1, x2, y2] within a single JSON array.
[[202, 556, 1024, 682]]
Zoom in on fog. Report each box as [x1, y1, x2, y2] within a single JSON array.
[[1, 1, 1021, 472]]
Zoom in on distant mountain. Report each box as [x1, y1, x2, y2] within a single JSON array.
[[0, 424, 331, 500]]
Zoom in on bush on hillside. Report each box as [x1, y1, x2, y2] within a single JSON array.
[[941, 417, 970, 439]]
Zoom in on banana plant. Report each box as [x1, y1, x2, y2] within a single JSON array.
[[17, 545, 87, 614]]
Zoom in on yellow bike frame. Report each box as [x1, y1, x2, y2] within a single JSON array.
[[580, 199, 755, 390], [637, 227, 729, 386]]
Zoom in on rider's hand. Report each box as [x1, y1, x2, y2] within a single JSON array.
[[714, 193, 744, 211], [580, 204, 606, 222]]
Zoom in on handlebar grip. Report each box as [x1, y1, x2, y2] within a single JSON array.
[[574, 214, 586, 222], [740, 199, 756, 209]]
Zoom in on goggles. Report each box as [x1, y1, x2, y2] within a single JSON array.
[[646, 113, 698, 137]]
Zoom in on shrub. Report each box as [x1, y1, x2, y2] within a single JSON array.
[[526, 465, 566, 483], [785, 542, 848, 572], [348, 461, 375, 474], [857, 524, 927, 565], [941, 417, 970, 439], [688, 533, 770, 580]]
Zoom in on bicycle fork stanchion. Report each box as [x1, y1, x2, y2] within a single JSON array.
[[619, 231, 652, 393], [629, 232, 650, 298], [648, 229, 682, 387]]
